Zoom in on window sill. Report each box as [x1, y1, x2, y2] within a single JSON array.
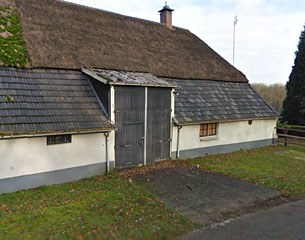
[[200, 136, 218, 142]]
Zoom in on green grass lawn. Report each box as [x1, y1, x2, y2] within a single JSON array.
[[189, 145, 305, 197], [0, 174, 194, 239], [1, 145, 305, 239]]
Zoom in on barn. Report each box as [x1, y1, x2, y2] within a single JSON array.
[[0, 0, 278, 193]]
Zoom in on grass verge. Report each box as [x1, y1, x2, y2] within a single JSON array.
[[188, 145, 305, 197], [0, 174, 194, 239]]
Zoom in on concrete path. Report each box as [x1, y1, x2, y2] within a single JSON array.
[[132, 166, 281, 225], [185, 199, 305, 240]]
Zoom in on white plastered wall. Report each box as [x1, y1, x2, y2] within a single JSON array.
[[0, 132, 115, 180], [172, 119, 277, 152]]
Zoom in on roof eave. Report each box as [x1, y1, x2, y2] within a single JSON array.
[[83, 68, 176, 88], [0, 127, 115, 140], [175, 116, 279, 126], [82, 68, 109, 84]]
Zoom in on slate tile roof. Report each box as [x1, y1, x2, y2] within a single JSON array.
[[84, 69, 175, 88], [0, 68, 113, 136], [166, 79, 278, 124]]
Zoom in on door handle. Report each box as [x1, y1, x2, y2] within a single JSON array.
[[140, 137, 144, 146]]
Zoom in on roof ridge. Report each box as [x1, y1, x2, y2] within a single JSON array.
[[56, 0, 187, 31]]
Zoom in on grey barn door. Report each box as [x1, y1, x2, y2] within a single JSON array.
[[115, 86, 171, 168], [146, 88, 171, 164], [115, 87, 145, 168]]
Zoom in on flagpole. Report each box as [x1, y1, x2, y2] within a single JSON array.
[[233, 15, 237, 66]]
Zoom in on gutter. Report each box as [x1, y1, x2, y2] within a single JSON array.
[[177, 116, 279, 126], [0, 129, 114, 140]]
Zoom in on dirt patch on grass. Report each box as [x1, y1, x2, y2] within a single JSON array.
[[118, 160, 192, 179]]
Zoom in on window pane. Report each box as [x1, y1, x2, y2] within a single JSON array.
[[208, 123, 217, 136], [47, 134, 72, 145], [200, 124, 208, 137], [200, 123, 217, 137]]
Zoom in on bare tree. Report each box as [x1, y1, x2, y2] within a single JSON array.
[[251, 83, 286, 114]]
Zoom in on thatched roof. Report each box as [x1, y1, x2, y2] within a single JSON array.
[[14, 0, 247, 82], [0, 0, 15, 6]]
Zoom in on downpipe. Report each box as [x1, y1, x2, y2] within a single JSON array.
[[104, 132, 110, 174], [176, 125, 183, 159]]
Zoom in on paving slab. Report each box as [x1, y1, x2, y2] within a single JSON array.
[[131, 166, 281, 225]]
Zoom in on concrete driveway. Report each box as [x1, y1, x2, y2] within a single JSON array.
[[130, 165, 281, 225]]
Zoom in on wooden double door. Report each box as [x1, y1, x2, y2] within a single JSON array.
[[115, 86, 171, 168]]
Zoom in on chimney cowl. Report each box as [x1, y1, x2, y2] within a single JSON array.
[[158, 5, 174, 13]]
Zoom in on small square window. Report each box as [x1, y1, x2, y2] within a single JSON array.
[[200, 123, 218, 137], [47, 134, 72, 145]]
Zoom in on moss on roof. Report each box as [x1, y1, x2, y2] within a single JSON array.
[[0, 5, 30, 67]]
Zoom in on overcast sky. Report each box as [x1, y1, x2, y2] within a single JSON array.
[[66, 0, 305, 84]]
